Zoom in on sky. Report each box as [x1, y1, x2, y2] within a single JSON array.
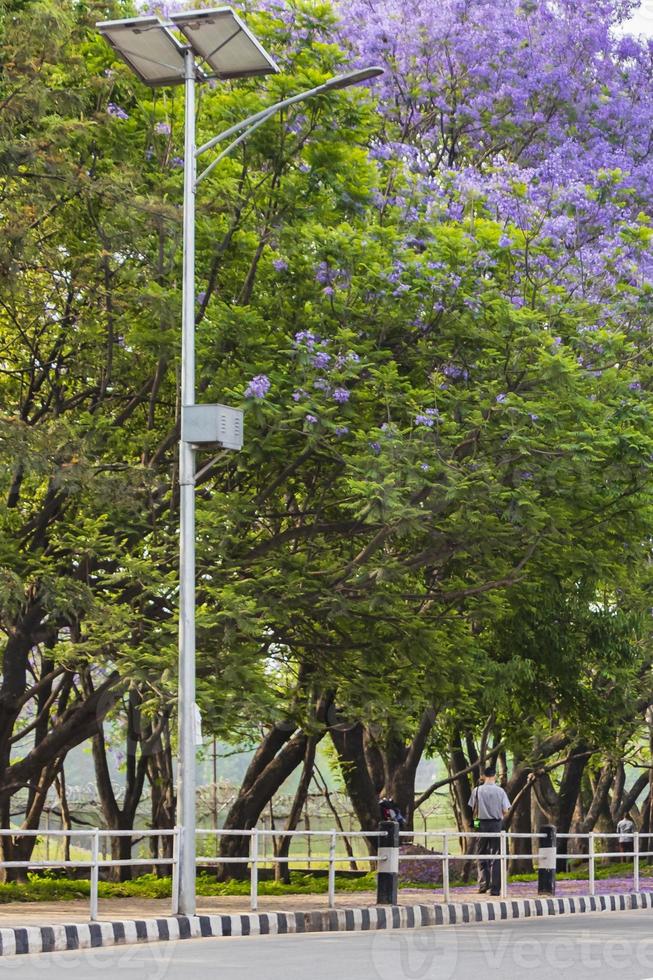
[[623, 0, 653, 35]]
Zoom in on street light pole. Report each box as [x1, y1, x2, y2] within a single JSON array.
[[178, 46, 198, 918], [97, 7, 382, 922]]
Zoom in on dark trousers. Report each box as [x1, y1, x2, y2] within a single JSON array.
[[478, 819, 502, 894], [619, 839, 634, 862]]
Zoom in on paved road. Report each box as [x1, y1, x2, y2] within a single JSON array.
[[6, 911, 653, 979]]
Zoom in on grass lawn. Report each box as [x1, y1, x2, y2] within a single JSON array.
[[0, 871, 377, 904]]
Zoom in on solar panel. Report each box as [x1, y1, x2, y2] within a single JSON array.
[[170, 7, 279, 79], [97, 16, 187, 87]]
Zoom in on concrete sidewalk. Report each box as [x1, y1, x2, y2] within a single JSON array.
[[0, 876, 650, 928]]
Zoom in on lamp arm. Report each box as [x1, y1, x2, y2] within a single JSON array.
[[195, 72, 367, 159], [195, 108, 276, 186]]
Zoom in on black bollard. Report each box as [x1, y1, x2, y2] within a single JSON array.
[[538, 824, 557, 895], [376, 820, 399, 905]]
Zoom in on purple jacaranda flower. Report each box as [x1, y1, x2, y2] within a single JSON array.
[[511, 296, 524, 308], [273, 257, 288, 272], [629, 381, 642, 390], [496, 393, 507, 403], [107, 103, 129, 120], [196, 291, 206, 305], [335, 426, 349, 436], [529, 413, 539, 421], [552, 336, 562, 346], [294, 330, 317, 349], [313, 352, 331, 370], [322, 286, 335, 297], [442, 364, 469, 381], [332, 388, 350, 403], [315, 261, 333, 285], [420, 463, 430, 471], [292, 389, 306, 401], [171, 156, 184, 168], [313, 379, 329, 391], [155, 121, 171, 135], [369, 441, 381, 455], [415, 414, 435, 427], [519, 471, 533, 480], [244, 374, 270, 399], [305, 413, 318, 424], [498, 233, 512, 248], [426, 408, 439, 416]]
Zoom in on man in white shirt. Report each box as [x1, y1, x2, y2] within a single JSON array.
[[616, 813, 635, 860], [469, 767, 511, 895]]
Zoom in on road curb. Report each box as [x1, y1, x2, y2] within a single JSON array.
[[1, 890, 652, 955]]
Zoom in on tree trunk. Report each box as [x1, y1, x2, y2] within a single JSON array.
[[91, 691, 154, 882], [508, 780, 533, 874], [330, 723, 380, 852], [217, 729, 312, 879], [54, 766, 72, 864], [447, 734, 476, 882], [147, 714, 175, 877], [275, 737, 318, 883]]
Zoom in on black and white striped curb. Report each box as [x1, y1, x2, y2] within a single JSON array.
[[2, 890, 652, 956]]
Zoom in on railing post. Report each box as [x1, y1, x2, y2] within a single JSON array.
[[634, 831, 640, 894], [537, 824, 557, 896], [89, 829, 99, 922], [250, 828, 259, 912], [442, 832, 450, 903], [328, 830, 336, 909], [171, 826, 180, 916], [376, 820, 399, 905], [589, 832, 596, 896], [499, 830, 508, 899]]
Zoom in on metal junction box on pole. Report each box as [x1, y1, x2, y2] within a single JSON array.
[[181, 403, 244, 450]]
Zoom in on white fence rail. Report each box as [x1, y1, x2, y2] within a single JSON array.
[[397, 829, 651, 903], [0, 826, 649, 919], [0, 827, 179, 921], [197, 829, 385, 912]]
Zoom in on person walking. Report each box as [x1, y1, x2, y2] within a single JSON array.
[[616, 813, 636, 861], [468, 766, 511, 895]]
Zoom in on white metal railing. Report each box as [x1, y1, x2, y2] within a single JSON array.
[[397, 829, 653, 902], [197, 828, 385, 911], [0, 825, 649, 919], [0, 827, 179, 921]]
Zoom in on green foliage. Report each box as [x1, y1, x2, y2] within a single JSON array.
[[0, 871, 377, 903], [2, 0, 653, 823]]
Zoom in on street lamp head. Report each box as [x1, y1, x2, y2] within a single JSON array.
[[318, 66, 384, 92]]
